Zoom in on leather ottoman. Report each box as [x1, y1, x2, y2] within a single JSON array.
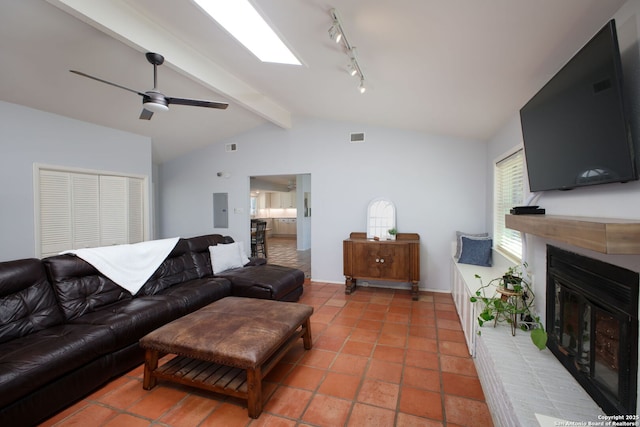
[[139, 297, 313, 418]]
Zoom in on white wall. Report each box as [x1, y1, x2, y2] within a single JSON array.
[[0, 100, 153, 261], [159, 117, 487, 291]]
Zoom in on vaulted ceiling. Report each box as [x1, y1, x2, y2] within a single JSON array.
[[0, 0, 626, 163]]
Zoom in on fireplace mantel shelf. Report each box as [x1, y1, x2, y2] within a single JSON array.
[[506, 214, 640, 254]]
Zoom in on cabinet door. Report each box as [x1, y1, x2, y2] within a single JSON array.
[[279, 192, 290, 208], [378, 244, 409, 280], [256, 193, 267, 210], [352, 242, 381, 278], [267, 192, 278, 208]]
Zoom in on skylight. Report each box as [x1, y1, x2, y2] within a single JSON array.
[[193, 0, 301, 65]]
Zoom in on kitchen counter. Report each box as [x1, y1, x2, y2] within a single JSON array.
[[273, 218, 297, 236]]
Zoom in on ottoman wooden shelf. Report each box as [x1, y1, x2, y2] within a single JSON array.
[[139, 296, 313, 418]]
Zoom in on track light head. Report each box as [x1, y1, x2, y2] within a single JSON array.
[[359, 79, 366, 94], [347, 62, 358, 76], [328, 24, 341, 43]]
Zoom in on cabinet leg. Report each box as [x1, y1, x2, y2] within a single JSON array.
[[345, 277, 356, 295], [411, 281, 419, 301]]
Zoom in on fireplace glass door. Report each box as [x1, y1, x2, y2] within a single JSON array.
[[546, 245, 637, 416], [552, 281, 623, 406]]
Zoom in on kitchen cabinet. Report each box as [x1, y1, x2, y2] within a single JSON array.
[[343, 232, 420, 300], [282, 192, 296, 208], [256, 193, 268, 211], [273, 218, 297, 236], [267, 192, 279, 209], [268, 192, 296, 209]]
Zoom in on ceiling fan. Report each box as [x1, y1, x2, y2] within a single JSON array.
[[70, 52, 228, 120]]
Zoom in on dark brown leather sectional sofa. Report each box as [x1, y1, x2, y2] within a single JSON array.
[[0, 234, 304, 426]]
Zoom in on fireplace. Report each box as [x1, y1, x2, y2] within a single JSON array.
[[546, 246, 638, 415]]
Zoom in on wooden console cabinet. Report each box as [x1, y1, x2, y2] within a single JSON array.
[[343, 232, 420, 300]]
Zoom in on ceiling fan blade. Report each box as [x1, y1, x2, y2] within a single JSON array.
[[166, 97, 229, 109], [69, 70, 145, 96], [139, 109, 154, 120]]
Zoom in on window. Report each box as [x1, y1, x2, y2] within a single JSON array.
[[35, 165, 147, 258], [494, 149, 524, 260]]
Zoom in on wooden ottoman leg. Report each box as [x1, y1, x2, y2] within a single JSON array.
[[246, 367, 263, 418], [143, 349, 159, 390], [302, 317, 313, 350]]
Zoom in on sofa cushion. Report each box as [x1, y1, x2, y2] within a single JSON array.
[[0, 323, 115, 407], [186, 234, 234, 278], [43, 255, 131, 321], [69, 297, 185, 348], [209, 242, 250, 274], [137, 239, 200, 296], [217, 264, 304, 301], [0, 259, 64, 344], [153, 277, 232, 314]]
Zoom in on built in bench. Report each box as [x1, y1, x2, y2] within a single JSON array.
[[450, 248, 605, 426]]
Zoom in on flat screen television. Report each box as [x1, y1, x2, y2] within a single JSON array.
[[520, 19, 637, 192]]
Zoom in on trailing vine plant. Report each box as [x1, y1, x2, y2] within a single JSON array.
[[469, 263, 548, 350]]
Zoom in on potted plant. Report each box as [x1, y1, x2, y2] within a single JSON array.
[[388, 228, 397, 241], [470, 263, 548, 350]]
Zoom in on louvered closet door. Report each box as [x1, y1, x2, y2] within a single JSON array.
[[71, 173, 100, 249], [127, 177, 144, 243], [100, 176, 128, 246], [39, 170, 72, 257], [37, 167, 147, 257]]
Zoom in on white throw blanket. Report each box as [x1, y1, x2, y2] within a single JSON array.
[[62, 237, 180, 295]]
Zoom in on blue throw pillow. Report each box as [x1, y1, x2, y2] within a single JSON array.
[[458, 236, 492, 267]]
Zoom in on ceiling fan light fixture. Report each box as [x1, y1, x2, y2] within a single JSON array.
[[143, 101, 169, 113], [143, 92, 169, 113]]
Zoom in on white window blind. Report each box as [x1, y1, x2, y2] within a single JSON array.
[[494, 149, 524, 260], [36, 166, 146, 258]]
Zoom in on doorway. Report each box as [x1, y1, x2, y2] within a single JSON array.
[[249, 174, 311, 278]]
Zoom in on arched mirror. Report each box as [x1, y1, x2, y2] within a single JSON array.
[[366, 198, 396, 239]]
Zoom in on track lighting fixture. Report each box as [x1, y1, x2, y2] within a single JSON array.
[[329, 8, 367, 94]]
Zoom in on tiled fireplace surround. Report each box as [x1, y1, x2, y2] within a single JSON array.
[[451, 246, 636, 426]]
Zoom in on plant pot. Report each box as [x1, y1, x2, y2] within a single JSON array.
[[503, 274, 522, 291]]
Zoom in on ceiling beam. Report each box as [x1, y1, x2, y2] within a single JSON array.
[[46, 0, 292, 129]]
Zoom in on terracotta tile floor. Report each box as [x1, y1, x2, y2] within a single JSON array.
[[41, 283, 493, 427]]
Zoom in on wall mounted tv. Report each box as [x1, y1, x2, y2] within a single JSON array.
[[520, 19, 637, 192]]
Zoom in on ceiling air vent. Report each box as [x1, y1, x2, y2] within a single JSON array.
[[225, 143, 238, 152], [350, 132, 365, 143]]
